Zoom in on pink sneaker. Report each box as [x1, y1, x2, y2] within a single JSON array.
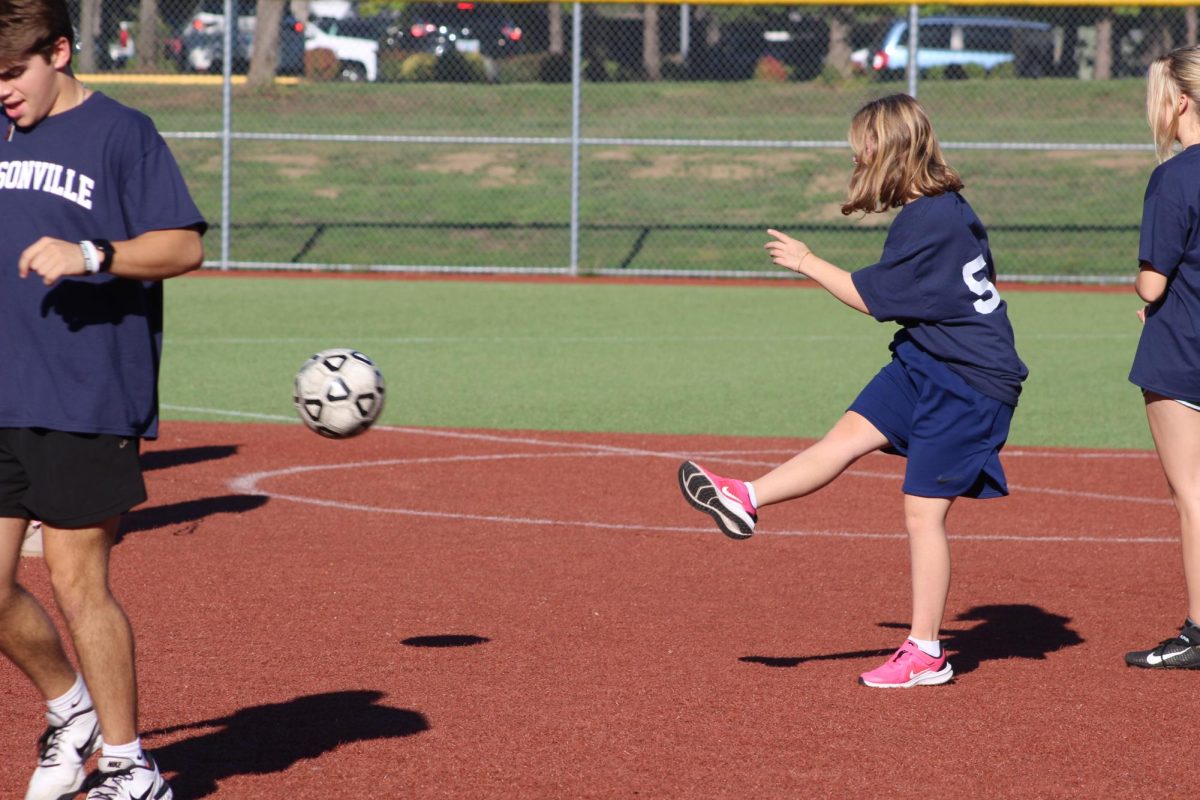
[[859, 640, 953, 688], [677, 461, 757, 540]]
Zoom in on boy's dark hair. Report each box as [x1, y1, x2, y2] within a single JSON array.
[[0, 0, 74, 68]]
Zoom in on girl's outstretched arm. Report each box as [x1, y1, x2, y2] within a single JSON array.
[[765, 229, 869, 315]]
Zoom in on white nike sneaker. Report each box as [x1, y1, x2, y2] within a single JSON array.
[[25, 705, 102, 800], [84, 754, 172, 800]]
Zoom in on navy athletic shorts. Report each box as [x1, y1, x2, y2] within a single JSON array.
[[849, 340, 1015, 499], [0, 428, 146, 528]]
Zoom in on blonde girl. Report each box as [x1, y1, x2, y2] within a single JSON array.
[[1125, 45, 1200, 670], [678, 94, 1027, 688]]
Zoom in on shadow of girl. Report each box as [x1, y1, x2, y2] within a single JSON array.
[[143, 690, 429, 799]]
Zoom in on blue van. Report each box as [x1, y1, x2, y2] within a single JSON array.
[[854, 16, 1055, 79]]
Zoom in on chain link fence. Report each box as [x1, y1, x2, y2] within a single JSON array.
[[74, 0, 1196, 281]]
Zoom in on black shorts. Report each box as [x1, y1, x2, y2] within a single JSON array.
[[0, 428, 146, 528]]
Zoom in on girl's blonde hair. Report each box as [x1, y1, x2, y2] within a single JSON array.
[[841, 94, 963, 216], [1147, 45, 1200, 162]]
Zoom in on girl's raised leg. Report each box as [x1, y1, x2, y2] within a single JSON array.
[[750, 411, 889, 507]]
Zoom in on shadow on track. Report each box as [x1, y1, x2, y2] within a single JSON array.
[[143, 690, 429, 799], [141, 445, 240, 472], [741, 603, 1083, 676], [119, 494, 269, 539]]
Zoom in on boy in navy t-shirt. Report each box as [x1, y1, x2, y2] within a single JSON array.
[[678, 95, 1027, 689], [0, 0, 204, 796]]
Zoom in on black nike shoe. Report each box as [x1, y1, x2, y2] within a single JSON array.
[[1125, 621, 1200, 669]]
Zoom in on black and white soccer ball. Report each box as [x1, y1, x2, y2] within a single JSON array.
[[293, 348, 386, 439]]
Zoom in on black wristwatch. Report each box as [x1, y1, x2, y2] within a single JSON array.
[[81, 239, 114, 274]]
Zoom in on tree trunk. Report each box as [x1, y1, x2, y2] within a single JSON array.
[[824, 10, 853, 78], [1187, 7, 1198, 46], [704, 7, 719, 48], [643, 5, 661, 80], [77, 0, 100, 72], [1094, 14, 1112, 80], [549, 3, 563, 55], [135, 0, 161, 71], [248, 0, 286, 87]]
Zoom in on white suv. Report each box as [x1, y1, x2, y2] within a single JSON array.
[[852, 16, 1055, 79], [305, 16, 379, 82]]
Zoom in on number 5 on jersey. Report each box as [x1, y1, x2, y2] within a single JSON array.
[[962, 254, 1001, 314]]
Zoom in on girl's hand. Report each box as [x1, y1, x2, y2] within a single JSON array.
[[765, 228, 813, 275], [1137, 307, 1147, 324]]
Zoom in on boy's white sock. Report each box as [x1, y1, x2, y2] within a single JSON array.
[[46, 673, 91, 724], [103, 737, 148, 766]]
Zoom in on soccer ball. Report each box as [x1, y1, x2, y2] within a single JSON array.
[[293, 348, 386, 439]]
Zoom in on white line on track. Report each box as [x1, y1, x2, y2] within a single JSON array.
[[165, 405, 1171, 542], [228, 453, 1174, 544]]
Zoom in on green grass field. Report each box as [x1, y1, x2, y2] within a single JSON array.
[[160, 275, 1152, 450], [95, 78, 1155, 278]]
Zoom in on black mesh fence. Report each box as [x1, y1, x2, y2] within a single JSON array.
[[72, 0, 1196, 280]]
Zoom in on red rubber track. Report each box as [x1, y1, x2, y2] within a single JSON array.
[[0, 421, 1185, 798]]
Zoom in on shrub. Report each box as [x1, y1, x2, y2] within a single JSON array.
[[433, 49, 490, 83], [399, 52, 437, 82], [304, 47, 339, 82], [497, 53, 545, 83], [378, 49, 412, 83], [538, 53, 571, 83], [753, 55, 792, 83], [989, 61, 1016, 79], [583, 57, 611, 82], [962, 63, 987, 80]]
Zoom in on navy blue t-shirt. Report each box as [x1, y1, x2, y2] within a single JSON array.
[[0, 92, 205, 438], [850, 192, 1028, 406], [1129, 145, 1200, 403]]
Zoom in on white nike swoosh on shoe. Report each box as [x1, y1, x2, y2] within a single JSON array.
[[1146, 649, 1190, 665], [719, 485, 743, 506]]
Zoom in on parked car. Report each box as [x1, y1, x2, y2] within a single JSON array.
[[305, 16, 380, 81], [167, 0, 305, 75], [385, 2, 524, 58], [852, 16, 1055, 79]]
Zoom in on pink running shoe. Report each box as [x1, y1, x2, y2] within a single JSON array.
[[859, 639, 953, 688], [677, 460, 757, 540]]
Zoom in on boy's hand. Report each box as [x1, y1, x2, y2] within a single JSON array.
[[18, 237, 87, 286], [765, 228, 813, 275]]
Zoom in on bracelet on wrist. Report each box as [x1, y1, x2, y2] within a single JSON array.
[[80, 239, 114, 274], [80, 240, 100, 274]]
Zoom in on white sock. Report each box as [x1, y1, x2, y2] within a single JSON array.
[[103, 738, 147, 766], [46, 674, 91, 723], [909, 637, 941, 658], [744, 481, 758, 510]]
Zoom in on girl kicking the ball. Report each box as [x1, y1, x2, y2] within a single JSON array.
[[677, 94, 1027, 688]]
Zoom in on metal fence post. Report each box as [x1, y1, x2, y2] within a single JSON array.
[[569, 2, 583, 276], [220, 0, 233, 270], [907, 3, 919, 98]]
